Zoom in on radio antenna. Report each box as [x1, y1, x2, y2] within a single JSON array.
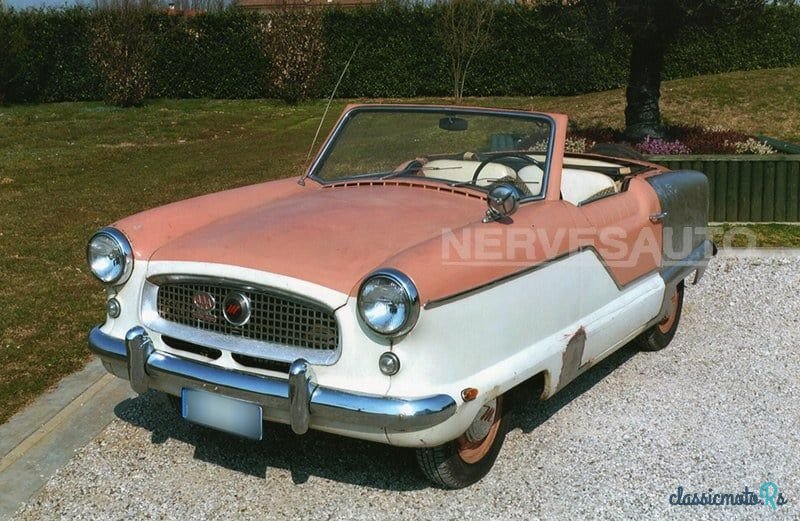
[[299, 43, 360, 186]]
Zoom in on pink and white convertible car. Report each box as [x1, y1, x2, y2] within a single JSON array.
[[87, 105, 714, 488]]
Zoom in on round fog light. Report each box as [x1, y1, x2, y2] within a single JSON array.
[[378, 352, 400, 376], [106, 298, 121, 318]]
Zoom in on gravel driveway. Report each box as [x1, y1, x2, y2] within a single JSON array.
[[13, 256, 800, 520]]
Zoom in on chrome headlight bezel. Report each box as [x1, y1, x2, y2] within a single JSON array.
[[86, 227, 134, 286], [357, 268, 420, 338]]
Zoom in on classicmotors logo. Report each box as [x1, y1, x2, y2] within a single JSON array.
[[669, 482, 789, 510]]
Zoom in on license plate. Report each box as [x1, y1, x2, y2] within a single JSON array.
[[181, 388, 263, 440]]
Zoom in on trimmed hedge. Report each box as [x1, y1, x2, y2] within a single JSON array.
[[1, 7, 101, 102], [322, 4, 449, 98], [0, 3, 799, 103], [148, 10, 269, 99]]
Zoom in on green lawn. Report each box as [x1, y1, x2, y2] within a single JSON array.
[[1, 66, 799, 424], [711, 223, 800, 248]]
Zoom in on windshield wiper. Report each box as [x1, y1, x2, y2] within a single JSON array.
[[379, 170, 415, 180], [379, 160, 426, 180]]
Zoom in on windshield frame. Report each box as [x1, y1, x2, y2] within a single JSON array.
[[305, 105, 557, 202]]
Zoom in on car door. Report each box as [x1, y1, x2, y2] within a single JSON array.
[[575, 175, 665, 364]]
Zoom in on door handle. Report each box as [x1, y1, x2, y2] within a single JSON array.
[[649, 211, 668, 224]]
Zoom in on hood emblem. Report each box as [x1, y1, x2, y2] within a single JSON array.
[[223, 292, 251, 327], [192, 291, 215, 311], [191, 291, 217, 323]]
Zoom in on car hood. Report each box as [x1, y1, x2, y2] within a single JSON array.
[[146, 182, 486, 296]]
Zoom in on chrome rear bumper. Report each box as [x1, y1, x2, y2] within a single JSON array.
[[89, 326, 456, 436]]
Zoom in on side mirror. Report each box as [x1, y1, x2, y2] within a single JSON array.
[[483, 184, 521, 223]]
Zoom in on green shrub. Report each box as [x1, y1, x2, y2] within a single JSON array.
[[263, 9, 325, 103], [9, 8, 101, 102], [150, 10, 269, 99], [39, 8, 101, 102], [1, 3, 799, 104], [91, 8, 155, 107], [0, 11, 25, 103], [322, 4, 449, 97], [664, 5, 800, 79]]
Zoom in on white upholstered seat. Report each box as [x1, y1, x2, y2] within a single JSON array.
[[422, 160, 518, 187], [560, 168, 616, 205]]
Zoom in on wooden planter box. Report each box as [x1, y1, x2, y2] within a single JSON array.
[[646, 155, 800, 223]]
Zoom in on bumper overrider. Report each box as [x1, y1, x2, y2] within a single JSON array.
[[89, 326, 456, 437]]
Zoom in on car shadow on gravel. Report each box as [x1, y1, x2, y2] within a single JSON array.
[[113, 391, 428, 491], [112, 343, 639, 491]]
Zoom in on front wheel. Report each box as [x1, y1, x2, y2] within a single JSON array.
[[416, 395, 507, 489], [636, 282, 684, 351]]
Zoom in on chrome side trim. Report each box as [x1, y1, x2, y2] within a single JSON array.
[[89, 327, 457, 434], [424, 246, 657, 309]]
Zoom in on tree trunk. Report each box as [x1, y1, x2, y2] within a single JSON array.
[[624, 36, 666, 140]]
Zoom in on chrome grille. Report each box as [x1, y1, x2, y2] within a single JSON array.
[[156, 282, 339, 351]]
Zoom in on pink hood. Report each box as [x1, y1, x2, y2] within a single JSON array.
[[117, 178, 485, 296]]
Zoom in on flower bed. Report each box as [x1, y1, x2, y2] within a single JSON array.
[[564, 126, 800, 223], [566, 125, 780, 155]]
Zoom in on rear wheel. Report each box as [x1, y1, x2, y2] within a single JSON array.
[[416, 395, 507, 489], [636, 282, 684, 351]]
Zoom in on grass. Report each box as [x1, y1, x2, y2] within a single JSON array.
[[381, 66, 800, 143], [0, 99, 331, 425], [1, 67, 799, 425], [711, 223, 800, 248]]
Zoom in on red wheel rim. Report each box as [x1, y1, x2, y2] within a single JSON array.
[[456, 396, 502, 464], [658, 290, 679, 334]]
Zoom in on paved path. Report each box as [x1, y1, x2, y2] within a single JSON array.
[[0, 360, 133, 518]]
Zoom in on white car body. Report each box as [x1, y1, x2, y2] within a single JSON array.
[[87, 105, 714, 487]]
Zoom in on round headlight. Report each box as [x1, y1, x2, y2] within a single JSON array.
[[357, 269, 419, 337], [86, 228, 133, 285]]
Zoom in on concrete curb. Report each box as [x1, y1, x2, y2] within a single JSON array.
[[0, 358, 133, 518]]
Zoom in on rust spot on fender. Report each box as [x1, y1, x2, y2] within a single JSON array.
[[557, 327, 586, 391], [486, 385, 502, 401]]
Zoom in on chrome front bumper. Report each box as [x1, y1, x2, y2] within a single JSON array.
[[89, 326, 456, 436]]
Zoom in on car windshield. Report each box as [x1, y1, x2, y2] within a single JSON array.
[[310, 107, 554, 198]]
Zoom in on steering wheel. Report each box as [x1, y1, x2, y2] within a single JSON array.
[[470, 153, 544, 194]]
